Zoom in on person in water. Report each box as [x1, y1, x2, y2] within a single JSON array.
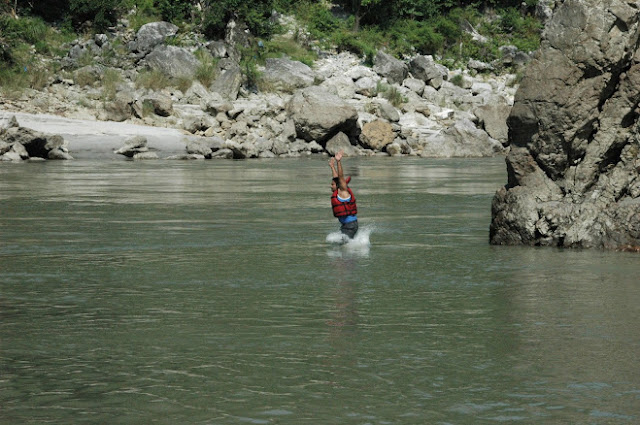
[[329, 150, 358, 239]]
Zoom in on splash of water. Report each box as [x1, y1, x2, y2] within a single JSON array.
[[326, 226, 372, 255]]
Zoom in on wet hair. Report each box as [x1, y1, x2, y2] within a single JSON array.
[[332, 176, 351, 186]]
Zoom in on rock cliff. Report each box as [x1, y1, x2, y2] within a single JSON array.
[[490, 0, 640, 251]]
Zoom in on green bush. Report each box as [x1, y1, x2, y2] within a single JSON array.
[[388, 20, 445, 56], [263, 39, 317, 66], [195, 49, 219, 87], [450, 73, 465, 87], [101, 68, 121, 100], [136, 69, 171, 91], [382, 85, 406, 107], [201, 0, 279, 39], [74, 69, 100, 87], [0, 14, 48, 45], [67, 0, 121, 32], [241, 57, 261, 91], [155, 0, 193, 23], [295, 1, 341, 39]]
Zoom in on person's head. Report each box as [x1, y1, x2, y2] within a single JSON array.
[[330, 177, 339, 192], [330, 176, 351, 192]]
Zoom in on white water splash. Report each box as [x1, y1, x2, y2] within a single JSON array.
[[326, 226, 372, 256]]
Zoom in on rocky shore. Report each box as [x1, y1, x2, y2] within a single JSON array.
[[490, 0, 640, 251], [1, 14, 526, 162]]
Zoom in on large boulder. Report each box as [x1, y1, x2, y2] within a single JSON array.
[[262, 58, 316, 91], [286, 86, 359, 145], [474, 102, 512, 145], [101, 91, 135, 122], [211, 66, 242, 100], [360, 120, 395, 151], [114, 135, 149, 158], [409, 55, 448, 89], [373, 51, 408, 84], [326, 132, 359, 156], [143, 45, 200, 79], [490, 0, 640, 251], [420, 119, 504, 157], [321, 76, 357, 99], [130, 21, 179, 54], [1, 126, 71, 160], [143, 93, 173, 117]]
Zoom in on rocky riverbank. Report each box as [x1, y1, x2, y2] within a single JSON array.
[[490, 0, 640, 251], [1, 13, 528, 162]]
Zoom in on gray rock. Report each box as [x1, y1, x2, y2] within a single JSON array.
[[1, 150, 23, 161], [262, 58, 316, 91], [143, 45, 200, 79], [473, 102, 511, 145], [182, 114, 216, 134], [133, 151, 159, 160], [386, 142, 403, 156], [11, 142, 29, 159], [0, 140, 10, 154], [183, 81, 212, 104], [186, 140, 213, 158], [373, 51, 408, 84], [281, 119, 297, 142], [420, 119, 504, 157], [403, 78, 426, 96], [409, 55, 448, 89], [131, 21, 178, 54], [143, 93, 173, 117], [377, 100, 400, 122], [490, 0, 640, 250], [0, 115, 18, 134], [211, 66, 242, 100], [115, 135, 148, 158], [95, 33, 108, 47], [354, 77, 378, 96], [207, 40, 230, 58], [499, 45, 531, 67], [321, 76, 356, 99], [48, 148, 74, 160], [167, 153, 206, 160], [211, 148, 234, 159], [468, 59, 494, 72], [203, 99, 233, 116], [286, 86, 359, 145], [225, 18, 252, 48], [2, 127, 66, 159], [326, 132, 358, 156], [102, 91, 135, 122]]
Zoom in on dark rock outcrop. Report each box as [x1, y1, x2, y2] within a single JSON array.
[[0, 119, 72, 160], [490, 0, 640, 251]]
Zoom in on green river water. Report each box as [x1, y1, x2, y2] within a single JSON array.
[[1, 157, 638, 424]]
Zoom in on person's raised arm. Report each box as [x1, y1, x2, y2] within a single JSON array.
[[334, 151, 349, 192], [329, 157, 339, 179]]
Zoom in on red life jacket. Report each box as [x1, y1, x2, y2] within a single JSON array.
[[331, 187, 357, 217]]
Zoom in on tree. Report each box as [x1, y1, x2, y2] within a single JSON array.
[[351, 0, 382, 32]]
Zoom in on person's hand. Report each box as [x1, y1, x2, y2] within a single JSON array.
[[329, 157, 335, 167], [335, 150, 343, 161]]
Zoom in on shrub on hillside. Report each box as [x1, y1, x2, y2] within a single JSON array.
[[67, 0, 121, 32]]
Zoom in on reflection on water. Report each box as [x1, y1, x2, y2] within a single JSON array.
[[1, 157, 639, 424]]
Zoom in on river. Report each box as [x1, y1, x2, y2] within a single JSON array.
[[1, 157, 638, 424]]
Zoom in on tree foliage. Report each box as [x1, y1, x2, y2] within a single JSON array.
[[1, 0, 541, 66]]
